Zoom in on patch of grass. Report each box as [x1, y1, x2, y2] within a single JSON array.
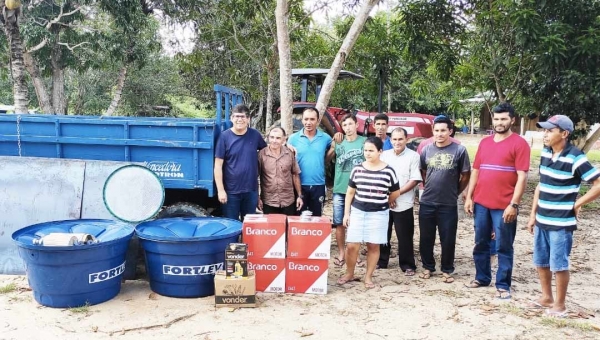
[[69, 302, 91, 314], [500, 303, 523, 317], [465, 145, 477, 161], [579, 185, 600, 209], [0, 283, 16, 294], [466, 145, 543, 160], [539, 317, 597, 332], [9, 295, 32, 303], [586, 150, 600, 163]]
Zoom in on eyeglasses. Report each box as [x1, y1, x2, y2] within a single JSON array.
[[232, 114, 248, 120]]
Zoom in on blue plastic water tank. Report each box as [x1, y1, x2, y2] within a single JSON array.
[[12, 220, 134, 308], [135, 217, 242, 298]]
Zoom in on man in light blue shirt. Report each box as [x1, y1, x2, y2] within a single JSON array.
[[373, 113, 393, 151], [288, 107, 332, 216]]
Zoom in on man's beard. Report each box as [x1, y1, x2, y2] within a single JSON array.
[[494, 124, 512, 134]]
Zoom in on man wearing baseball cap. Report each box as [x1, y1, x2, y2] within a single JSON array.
[[527, 114, 600, 317]]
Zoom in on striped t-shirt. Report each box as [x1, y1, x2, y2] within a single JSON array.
[[348, 164, 400, 212], [536, 144, 600, 231]]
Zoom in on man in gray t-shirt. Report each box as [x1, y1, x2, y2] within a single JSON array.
[[418, 116, 471, 283]]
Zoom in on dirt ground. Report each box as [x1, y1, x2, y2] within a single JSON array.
[[2, 134, 600, 340]]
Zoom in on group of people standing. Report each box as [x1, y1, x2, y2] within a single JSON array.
[[214, 103, 600, 317]]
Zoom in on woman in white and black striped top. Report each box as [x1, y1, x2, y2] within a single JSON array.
[[338, 137, 400, 289]]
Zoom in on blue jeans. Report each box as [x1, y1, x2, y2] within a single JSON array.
[[473, 203, 517, 291], [490, 235, 499, 256], [221, 191, 258, 221], [332, 193, 345, 226], [419, 202, 458, 274]]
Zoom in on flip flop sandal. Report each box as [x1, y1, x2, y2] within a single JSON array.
[[464, 279, 486, 288], [364, 282, 376, 289], [333, 257, 345, 267], [442, 273, 455, 283], [405, 269, 416, 276], [356, 259, 366, 268], [545, 309, 568, 318], [526, 300, 551, 309], [337, 276, 360, 285], [496, 289, 512, 300], [418, 270, 431, 279]]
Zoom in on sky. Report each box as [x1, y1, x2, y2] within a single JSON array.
[[158, 0, 395, 56], [305, 0, 394, 24]]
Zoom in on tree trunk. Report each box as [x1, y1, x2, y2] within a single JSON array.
[[73, 79, 86, 115], [252, 94, 264, 131], [3, 10, 29, 114], [579, 124, 600, 154], [275, 0, 294, 136], [494, 76, 506, 103], [265, 65, 275, 129], [251, 79, 265, 130], [105, 66, 128, 116], [386, 10, 391, 113], [315, 0, 380, 134], [23, 52, 53, 114], [50, 34, 67, 114]]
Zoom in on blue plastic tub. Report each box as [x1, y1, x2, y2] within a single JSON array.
[[12, 220, 134, 308], [135, 217, 242, 298]]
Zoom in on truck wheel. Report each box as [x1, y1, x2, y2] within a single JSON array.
[[407, 137, 426, 151], [156, 202, 209, 218]]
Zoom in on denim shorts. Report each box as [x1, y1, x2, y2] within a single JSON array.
[[332, 193, 345, 226], [346, 207, 389, 244], [533, 227, 573, 272]]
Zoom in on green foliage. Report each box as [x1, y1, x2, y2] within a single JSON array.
[[3, 0, 599, 137], [169, 0, 308, 118], [167, 95, 214, 118]]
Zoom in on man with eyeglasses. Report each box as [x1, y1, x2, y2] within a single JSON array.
[[214, 104, 267, 221]]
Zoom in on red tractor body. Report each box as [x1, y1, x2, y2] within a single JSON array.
[[286, 69, 434, 142]]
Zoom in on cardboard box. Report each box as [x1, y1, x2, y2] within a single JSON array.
[[214, 270, 256, 308], [247, 257, 286, 293], [225, 243, 248, 279], [285, 259, 328, 295], [242, 214, 286, 258], [287, 216, 332, 259]]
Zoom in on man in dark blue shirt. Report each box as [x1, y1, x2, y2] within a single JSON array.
[[214, 104, 267, 221]]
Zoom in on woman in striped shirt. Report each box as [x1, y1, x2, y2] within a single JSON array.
[[337, 136, 400, 289]]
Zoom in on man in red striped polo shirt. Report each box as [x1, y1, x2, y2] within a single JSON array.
[[464, 103, 531, 299]]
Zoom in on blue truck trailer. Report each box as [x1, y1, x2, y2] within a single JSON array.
[[0, 85, 244, 217]]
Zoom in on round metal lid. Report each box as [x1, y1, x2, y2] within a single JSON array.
[[103, 165, 165, 223]]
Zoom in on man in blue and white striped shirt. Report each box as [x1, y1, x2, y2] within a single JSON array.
[[527, 115, 600, 317]]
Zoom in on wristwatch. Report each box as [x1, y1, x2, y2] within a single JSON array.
[[510, 203, 519, 209], [298, 195, 304, 199]]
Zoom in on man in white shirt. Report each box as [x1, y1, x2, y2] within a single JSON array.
[[378, 128, 422, 275]]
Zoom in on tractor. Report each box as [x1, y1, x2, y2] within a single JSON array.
[[286, 68, 436, 148]]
